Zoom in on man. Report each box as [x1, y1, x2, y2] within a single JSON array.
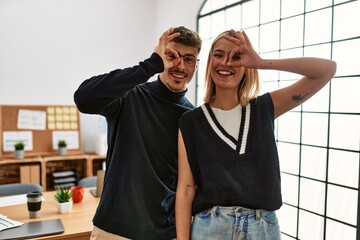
[[74, 26, 202, 240]]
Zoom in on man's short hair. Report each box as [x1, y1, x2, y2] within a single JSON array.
[[172, 26, 202, 53]]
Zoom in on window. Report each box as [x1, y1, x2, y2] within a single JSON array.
[[197, 0, 360, 239]]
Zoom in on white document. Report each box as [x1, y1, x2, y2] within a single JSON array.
[[2, 131, 33, 152], [0, 194, 45, 208], [52, 131, 79, 150], [0, 194, 27, 207], [17, 110, 46, 130], [0, 214, 23, 231]]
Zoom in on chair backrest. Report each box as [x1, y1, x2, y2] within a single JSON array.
[[0, 183, 43, 197], [78, 176, 97, 188]]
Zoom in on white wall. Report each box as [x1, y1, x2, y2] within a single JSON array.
[[0, 0, 204, 152]]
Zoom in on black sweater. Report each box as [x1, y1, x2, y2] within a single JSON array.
[[179, 93, 282, 214], [74, 53, 194, 239]]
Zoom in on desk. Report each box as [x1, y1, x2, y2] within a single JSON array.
[[0, 188, 99, 240]]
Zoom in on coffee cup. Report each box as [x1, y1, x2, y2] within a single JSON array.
[[26, 191, 42, 218], [71, 186, 84, 203]]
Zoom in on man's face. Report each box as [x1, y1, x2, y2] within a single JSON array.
[[159, 42, 199, 92]]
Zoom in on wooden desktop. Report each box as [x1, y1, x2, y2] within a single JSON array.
[[0, 188, 99, 240]]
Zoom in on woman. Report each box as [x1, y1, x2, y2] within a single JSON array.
[[175, 30, 336, 240]]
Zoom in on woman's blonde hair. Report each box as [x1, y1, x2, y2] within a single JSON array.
[[203, 30, 260, 106]]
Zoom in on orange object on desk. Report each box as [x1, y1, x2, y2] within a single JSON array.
[[71, 186, 85, 203], [0, 188, 99, 240]]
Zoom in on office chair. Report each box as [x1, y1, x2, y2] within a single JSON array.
[[78, 176, 97, 188], [0, 183, 43, 196]]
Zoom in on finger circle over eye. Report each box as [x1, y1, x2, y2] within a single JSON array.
[[229, 48, 240, 61]]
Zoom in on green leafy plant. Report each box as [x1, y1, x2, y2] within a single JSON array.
[[54, 188, 72, 203], [14, 141, 25, 150], [58, 140, 67, 148]]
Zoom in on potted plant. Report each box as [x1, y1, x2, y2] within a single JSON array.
[[58, 140, 67, 156], [54, 187, 73, 213], [14, 141, 25, 159]]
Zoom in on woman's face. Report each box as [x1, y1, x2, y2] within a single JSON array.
[[210, 38, 245, 90]]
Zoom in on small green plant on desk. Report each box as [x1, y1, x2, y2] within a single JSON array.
[[54, 188, 73, 214], [55, 188, 72, 203]]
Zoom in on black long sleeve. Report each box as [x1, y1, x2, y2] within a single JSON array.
[[74, 53, 164, 116]]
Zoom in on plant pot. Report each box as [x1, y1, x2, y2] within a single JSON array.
[[56, 201, 73, 214], [58, 147, 67, 156], [15, 150, 24, 159]]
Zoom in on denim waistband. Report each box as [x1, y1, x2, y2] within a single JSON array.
[[209, 206, 262, 220]]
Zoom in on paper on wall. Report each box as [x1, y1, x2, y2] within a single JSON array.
[[17, 110, 46, 130], [2, 131, 33, 152], [52, 131, 79, 150]]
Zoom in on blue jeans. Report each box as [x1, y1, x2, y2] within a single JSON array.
[[191, 206, 281, 240]]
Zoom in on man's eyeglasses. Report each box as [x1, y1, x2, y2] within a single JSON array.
[[166, 51, 199, 67]]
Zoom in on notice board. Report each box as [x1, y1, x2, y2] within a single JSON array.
[[0, 105, 82, 158]]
